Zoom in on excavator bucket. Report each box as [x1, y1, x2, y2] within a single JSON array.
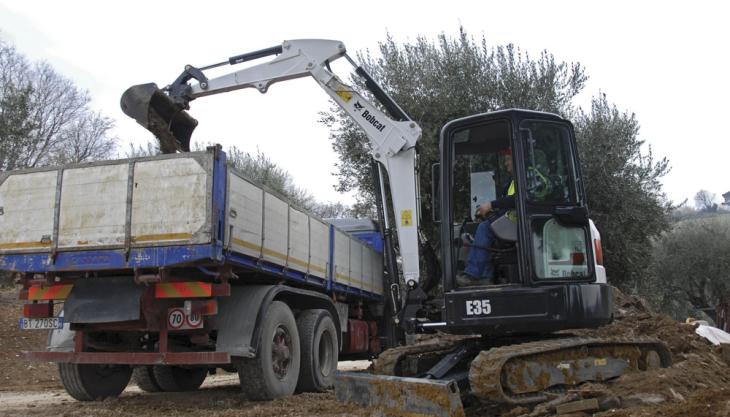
[[120, 83, 197, 153], [335, 372, 465, 417]]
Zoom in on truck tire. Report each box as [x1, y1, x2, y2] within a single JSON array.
[[132, 366, 162, 392], [58, 363, 132, 401], [152, 366, 208, 391], [238, 300, 300, 400], [296, 309, 338, 392]]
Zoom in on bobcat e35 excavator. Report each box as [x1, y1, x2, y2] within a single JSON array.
[[120, 39, 671, 417]]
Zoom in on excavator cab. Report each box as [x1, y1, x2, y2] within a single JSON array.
[[338, 109, 671, 415], [437, 109, 612, 335]]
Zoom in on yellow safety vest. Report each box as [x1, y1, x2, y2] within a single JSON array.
[[506, 180, 517, 221]]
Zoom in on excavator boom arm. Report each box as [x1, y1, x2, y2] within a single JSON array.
[[120, 39, 423, 286]]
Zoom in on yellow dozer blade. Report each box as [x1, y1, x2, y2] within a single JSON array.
[[120, 83, 197, 153], [335, 372, 465, 417]]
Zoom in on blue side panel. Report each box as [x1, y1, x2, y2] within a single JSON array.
[[223, 251, 329, 291], [350, 231, 384, 254], [211, 148, 227, 245], [0, 149, 383, 300], [331, 282, 381, 301], [0, 244, 222, 272]]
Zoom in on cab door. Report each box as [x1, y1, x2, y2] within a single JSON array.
[[515, 119, 595, 283]]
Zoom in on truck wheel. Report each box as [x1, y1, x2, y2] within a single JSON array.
[[296, 309, 338, 392], [152, 366, 208, 391], [238, 300, 301, 400], [58, 363, 132, 401], [132, 366, 162, 392]]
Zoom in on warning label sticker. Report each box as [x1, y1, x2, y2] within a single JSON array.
[[401, 209, 413, 227], [334, 82, 353, 102]]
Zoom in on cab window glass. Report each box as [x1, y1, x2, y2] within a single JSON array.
[[520, 121, 578, 204], [531, 218, 590, 279]]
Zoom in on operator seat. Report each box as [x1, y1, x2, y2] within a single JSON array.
[[489, 215, 519, 284]]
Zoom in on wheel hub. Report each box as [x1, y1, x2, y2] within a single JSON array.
[[272, 326, 292, 379]]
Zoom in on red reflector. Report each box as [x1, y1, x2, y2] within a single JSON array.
[[155, 282, 212, 298], [594, 239, 604, 265], [23, 302, 53, 318], [191, 299, 218, 316], [571, 252, 586, 265]]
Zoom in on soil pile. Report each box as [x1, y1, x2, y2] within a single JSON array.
[[501, 287, 730, 417]]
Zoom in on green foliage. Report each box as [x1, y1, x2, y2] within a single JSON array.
[[0, 80, 36, 170], [322, 28, 587, 233], [323, 29, 672, 291], [207, 144, 355, 219], [642, 215, 730, 320], [225, 146, 315, 209], [123, 140, 161, 158], [574, 94, 671, 288]]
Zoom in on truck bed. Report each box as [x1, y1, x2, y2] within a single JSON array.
[[0, 148, 383, 299]]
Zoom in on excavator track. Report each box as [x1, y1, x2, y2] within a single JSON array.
[[373, 334, 477, 375], [469, 337, 672, 405]]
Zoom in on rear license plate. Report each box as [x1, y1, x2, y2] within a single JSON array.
[[19, 317, 64, 330]]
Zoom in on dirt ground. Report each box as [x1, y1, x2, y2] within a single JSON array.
[[519, 288, 730, 417], [2, 286, 730, 417], [0, 287, 59, 392]]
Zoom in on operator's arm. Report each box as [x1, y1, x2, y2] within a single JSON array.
[[476, 179, 515, 218], [490, 195, 515, 210]]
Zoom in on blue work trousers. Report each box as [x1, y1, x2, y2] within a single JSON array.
[[464, 220, 494, 279]]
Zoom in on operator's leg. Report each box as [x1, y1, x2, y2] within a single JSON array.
[[464, 220, 494, 280]]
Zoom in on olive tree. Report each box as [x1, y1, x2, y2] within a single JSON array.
[[321, 28, 587, 227], [323, 29, 671, 290], [574, 94, 671, 288], [642, 215, 730, 320]]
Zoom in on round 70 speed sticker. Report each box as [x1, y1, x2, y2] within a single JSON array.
[[167, 308, 203, 330]]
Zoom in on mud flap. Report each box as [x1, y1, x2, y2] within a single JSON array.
[[335, 372, 465, 417], [120, 83, 197, 153], [64, 277, 144, 323]]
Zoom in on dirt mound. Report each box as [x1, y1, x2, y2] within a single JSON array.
[[0, 287, 60, 391], [576, 287, 711, 356], [519, 287, 730, 417]]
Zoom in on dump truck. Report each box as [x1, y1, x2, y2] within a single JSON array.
[[2, 39, 672, 416], [1, 146, 388, 399]]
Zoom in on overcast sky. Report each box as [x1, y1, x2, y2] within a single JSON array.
[[1, 0, 728, 207]]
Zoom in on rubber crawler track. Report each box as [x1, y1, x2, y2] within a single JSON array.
[[372, 335, 477, 375], [468, 337, 672, 405]]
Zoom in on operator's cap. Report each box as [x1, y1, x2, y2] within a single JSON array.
[[498, 148, 512, 156]]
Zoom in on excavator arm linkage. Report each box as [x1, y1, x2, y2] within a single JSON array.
[[120, 39, 423, 287]]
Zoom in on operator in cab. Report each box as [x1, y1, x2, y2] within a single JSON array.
[[457, 148, 515, 287]]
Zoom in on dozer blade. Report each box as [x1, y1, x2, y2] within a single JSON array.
[[120, 83, 197, 153], [335, 372, 465, 417]]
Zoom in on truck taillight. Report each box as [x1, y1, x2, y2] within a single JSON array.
[[594, 239, 604, 266], [23, 302, 53, 318], [155, 282, 212, 298], [190, 299, 218, 316]]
